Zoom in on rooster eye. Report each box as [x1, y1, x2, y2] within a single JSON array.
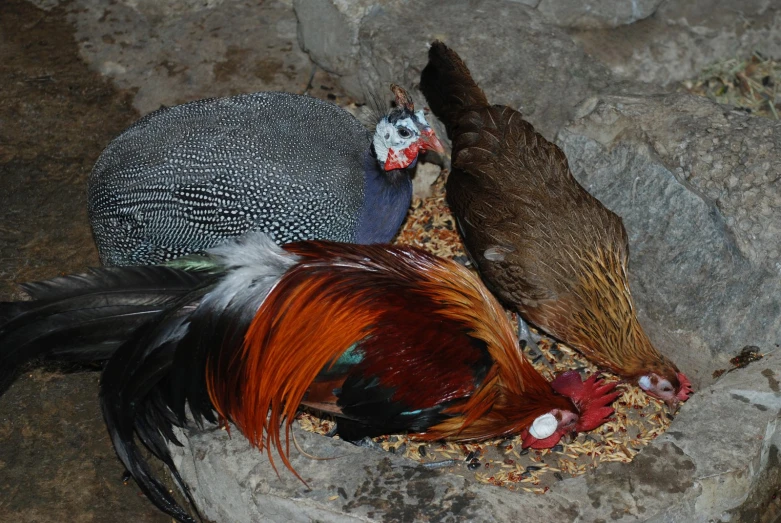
[[397, 127, 412, 138]]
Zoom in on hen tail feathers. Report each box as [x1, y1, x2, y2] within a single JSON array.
[[420, 41, 489, 130]]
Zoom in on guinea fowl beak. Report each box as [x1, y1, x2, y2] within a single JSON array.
[[418, 127, 445, 153]]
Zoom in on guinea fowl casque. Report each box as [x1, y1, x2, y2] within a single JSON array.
[[420, 41, 692, 408], [88, 85, 443, 266], [0, 232, 619, 522]]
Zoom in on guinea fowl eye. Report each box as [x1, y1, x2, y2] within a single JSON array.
[[396, 127, 412, 138]]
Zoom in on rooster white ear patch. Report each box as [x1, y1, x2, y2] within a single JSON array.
[[638, 375, 652, 391], [529, 413, 557, 439]]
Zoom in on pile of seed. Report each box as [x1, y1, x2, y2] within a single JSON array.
[[296, 172, 674, 492]]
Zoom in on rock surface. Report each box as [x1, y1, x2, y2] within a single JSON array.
[[537, 0, 664, 29], [4, 0, 781, 521], [295, 0, 781, 107], [170, 354, 781, 522], [294, 0, 616, 140], [558, 93, 781, 385], [570, 0, 781, 86], [47, 0, 313, 114]]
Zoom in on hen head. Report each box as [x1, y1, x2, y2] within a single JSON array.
[[637, 371, 693, 410]]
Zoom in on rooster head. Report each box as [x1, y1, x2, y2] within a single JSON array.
[[521, 371, 621, 449]]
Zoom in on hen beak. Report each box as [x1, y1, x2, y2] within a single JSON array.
[[417, 127, 445, 153], [665, 397, 680, 411]]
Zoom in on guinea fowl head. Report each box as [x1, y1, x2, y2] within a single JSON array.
[[373, 84, 444, 171]]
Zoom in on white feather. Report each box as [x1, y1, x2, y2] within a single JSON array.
[[201, 231, 299, 317]]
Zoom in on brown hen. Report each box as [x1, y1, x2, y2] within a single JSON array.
[[420, 41, 692, 408]]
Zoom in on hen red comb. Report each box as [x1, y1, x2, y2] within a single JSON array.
[[551, 371, 621, 432], [676, 372, 693, 402]]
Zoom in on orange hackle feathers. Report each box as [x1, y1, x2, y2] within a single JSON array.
[[205, 255, 381, 477]]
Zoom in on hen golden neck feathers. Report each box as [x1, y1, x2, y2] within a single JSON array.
[[521, 244, 681, 385]]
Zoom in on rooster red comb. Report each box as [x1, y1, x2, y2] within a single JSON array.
[[551, 371, 621, 432], [676, 372, 693, 402]]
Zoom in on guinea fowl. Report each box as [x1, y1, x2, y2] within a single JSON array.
[[0, 232, 620, 522], [420, 41, 692, 408], [89, 85, 443, 266]]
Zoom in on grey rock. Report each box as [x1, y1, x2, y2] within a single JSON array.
[[24, 0, 63, 10], [558, 93, 781, 385], [293, 0, 377, 91], [570, 0, 781, 86], [537, 0, 664, 29], [170, 355, 781, 522], [65, 0, 313, 114], [506, 0, 541, 7], [556, 355, 781, 521], [295, 0, 616, 140], [169, 425, 579, 522], [411, 162, 442, 200]]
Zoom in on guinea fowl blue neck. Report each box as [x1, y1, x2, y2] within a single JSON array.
[[354, 147, 413, 244]]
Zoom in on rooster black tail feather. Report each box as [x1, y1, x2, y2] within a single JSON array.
[[0, 267, 211, 394]]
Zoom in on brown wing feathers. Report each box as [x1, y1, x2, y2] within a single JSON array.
[[420, 41, 489, 130]]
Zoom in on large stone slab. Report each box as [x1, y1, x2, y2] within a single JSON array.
[[570, 0, 781, 86], [294, 0, 781, 99], [557, 92, 781, 385], [170, 355, 781, 522], [556, 354, 781, 522], [294, 0, 617, 140], [537, 0, 664, 29], [41, 0, 314, 114]]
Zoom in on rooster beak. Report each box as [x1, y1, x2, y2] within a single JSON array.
[[418, 127, 445, 153]]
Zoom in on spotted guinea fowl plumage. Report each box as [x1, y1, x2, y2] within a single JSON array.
[[89, 89, 442, 266]]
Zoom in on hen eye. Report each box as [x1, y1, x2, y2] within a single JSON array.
[[661, 386, 672, 392], [396, 127, 412, 138]]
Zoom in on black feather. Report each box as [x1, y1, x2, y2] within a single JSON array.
[[99, 304, 203, 523], [0, 266, 211, 394], [97, 274, 259, 522]]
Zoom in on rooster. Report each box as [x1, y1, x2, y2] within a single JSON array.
[[0, 233, 619, 522], [419, 41, 692, 409]]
